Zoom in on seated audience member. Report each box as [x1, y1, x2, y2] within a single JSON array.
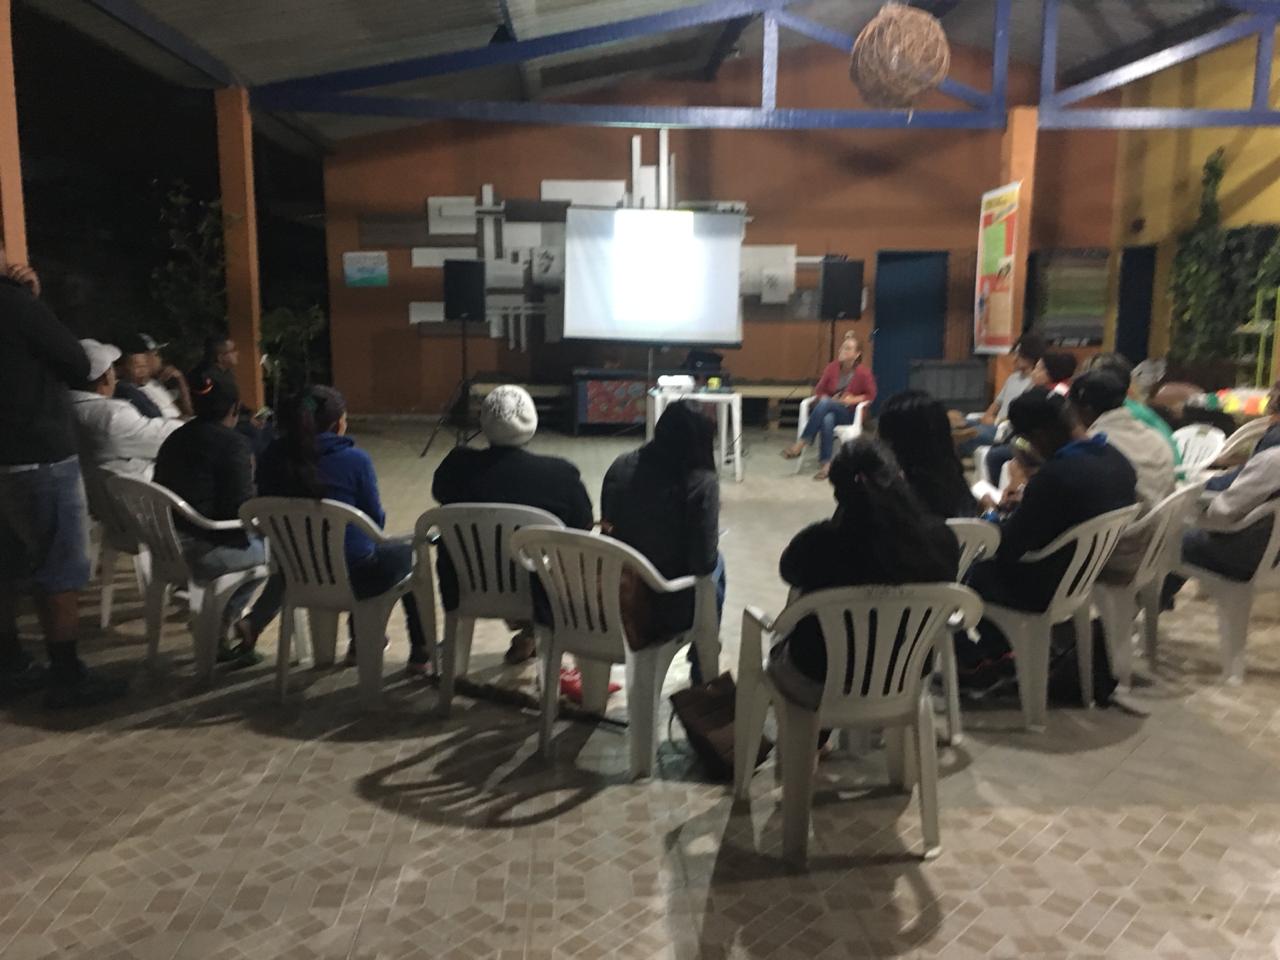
[[960, 332, 1045, 454], [116, 333, 190, 420], [70, 339, 182, 479], [879, 389, 978, 519], [1, 260, 127, 708], [153, 375, 277, 667], [959, 389, 1137, 673], [1183, 379, 1280, 582], [1069, 370, 1176, 583], [602, 401, 725, 684], [983, 350, 1079, 486], [1070, 371, 1175, 511], [257, 386, 429, 672], [1086, 353, 1180, 466], [191, 333, 272, 458], [769, 438, 960, 710], [1032, 351, 1078, 395], [782, 332, 878, 480], [432, 385, 593, 665]]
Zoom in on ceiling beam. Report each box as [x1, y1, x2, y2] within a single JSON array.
[[1060, 7, 1243, 87], [82, 0, 236, 86], [253, 0, 801, 97], [702, 15, 754, 81]]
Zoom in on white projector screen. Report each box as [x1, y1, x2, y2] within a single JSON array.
[[563, 207, 743, 345]]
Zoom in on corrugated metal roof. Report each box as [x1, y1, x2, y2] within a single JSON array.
[[30, 0, 1240, 147]]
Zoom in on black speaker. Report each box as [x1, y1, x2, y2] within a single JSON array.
[[820, 259, 864, 319], [444, 260, 486, 321]]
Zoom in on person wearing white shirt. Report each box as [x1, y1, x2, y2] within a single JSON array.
[[69, 339, 182, 480], [117, 333, 191, 421]]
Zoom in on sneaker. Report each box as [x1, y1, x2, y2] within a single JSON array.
[[405, 659, 436, 680], [0, 656, 48, 701], [503, 629, 537, 665], [44, 669, 129, 710]]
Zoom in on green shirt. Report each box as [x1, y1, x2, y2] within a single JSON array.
[[1125, 397, 1182, 466]]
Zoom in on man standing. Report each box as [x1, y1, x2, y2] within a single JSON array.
[[0, 260, 128, 708], [71, 339, 182, 479]]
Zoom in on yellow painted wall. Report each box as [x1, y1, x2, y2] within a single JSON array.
[[1113, 30, 1280, 355]]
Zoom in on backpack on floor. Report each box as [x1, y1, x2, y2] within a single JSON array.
[[670, 672, 772, 782], [1047, 616, 1119, 707]]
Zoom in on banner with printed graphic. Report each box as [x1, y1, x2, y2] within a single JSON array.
[[974, 182, 1021, 355]]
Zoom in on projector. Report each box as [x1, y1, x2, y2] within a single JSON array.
[[656, 375, 696, 392]]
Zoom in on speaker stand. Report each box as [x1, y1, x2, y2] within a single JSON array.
[[419, 321, 475, 458]]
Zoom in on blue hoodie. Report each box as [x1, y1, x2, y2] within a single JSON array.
[[258, 431, 384, 566]]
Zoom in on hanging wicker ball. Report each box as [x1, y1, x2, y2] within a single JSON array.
[[850, 2, 951, 109]]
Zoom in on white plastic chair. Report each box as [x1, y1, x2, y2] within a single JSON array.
[[510, 526, 720, 780], [1092, 483, 1204, 689], [1215, 416, 1271, 465], [795, 397, 870, 474], [1178, 499, 1280, 684], [239, 497, 429, 709], [83, 464, 150, 629], [981, 505, 1140, 730], [414, 503, 565, 717], [733, 584, 982, 865], [106, 475, 268, 684], [941, 519, 1001, 744], [1172, 424, 1226, 479]]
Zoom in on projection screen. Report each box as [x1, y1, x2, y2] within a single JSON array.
[[563, 207, 744, 345]]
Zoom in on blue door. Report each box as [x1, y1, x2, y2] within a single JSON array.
[[871, 251, 949, 406]]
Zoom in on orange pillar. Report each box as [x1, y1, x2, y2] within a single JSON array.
[[993, 106, 1038, 387], [0, 0, 27, 265], [214, 86, 264, 409]]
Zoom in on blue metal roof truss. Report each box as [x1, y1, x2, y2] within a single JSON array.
[[1040, 0, 1280, 129], [250, 0, 1013, 131]]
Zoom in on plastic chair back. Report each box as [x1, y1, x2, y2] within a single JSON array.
[[415, 503, 565, 621], [84, 463, 139, 554], [511, 526, 695, 662], [105, 475, 195, 585], [947, 518, 1000, 579], [1126, 482, 1205, 590], [239, 497, 378, 609], [1216, 416, 1271, 464], [1173, 424, 1226, 476], [1022, 505, 1141, 621], [769, 583, 981, 728]]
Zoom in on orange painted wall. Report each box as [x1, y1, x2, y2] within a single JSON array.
[[324, 44, 1119, 413]]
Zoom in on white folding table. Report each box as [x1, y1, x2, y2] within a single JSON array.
[[645, 389, 743, 483]]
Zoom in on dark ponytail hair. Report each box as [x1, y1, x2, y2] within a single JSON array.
[[827, 438, 957, 581], [275, 391, 324, 499], [877, 390, 977, 518]]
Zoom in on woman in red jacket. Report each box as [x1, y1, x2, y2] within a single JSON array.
[[782, 333, 877, 479]]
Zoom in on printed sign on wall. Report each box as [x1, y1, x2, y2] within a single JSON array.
[[342, 251, 390, 288], [974, 182, 1021, 355]]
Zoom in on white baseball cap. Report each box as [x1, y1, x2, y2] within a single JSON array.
[[80, 339, 122, 382]]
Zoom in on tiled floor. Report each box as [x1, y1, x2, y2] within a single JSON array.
[[4, 420, 1280, 960]]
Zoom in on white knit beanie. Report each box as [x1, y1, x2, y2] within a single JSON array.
[[480, 385, 538, 447]]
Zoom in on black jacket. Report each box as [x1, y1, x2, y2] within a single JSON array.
[[780, 513, 960, 683], [601, 447, 719, 636], [0, 277, 88, 465], [153, 418, 254, 547], [969, 435, 1137, 612], [432, 445, 593, 610]]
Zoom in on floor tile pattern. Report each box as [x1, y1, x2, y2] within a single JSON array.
[[3, 422, 1279, 959]]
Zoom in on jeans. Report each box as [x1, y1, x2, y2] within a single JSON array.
[[347, 541, 430, 661], [182, 535, 280, 636], [984, 444, 1015, 487], [800, 398, 858, 464], [0, 456, 91, 594], [958, 422, 1000, 457], [688, 553, 727, 686]]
